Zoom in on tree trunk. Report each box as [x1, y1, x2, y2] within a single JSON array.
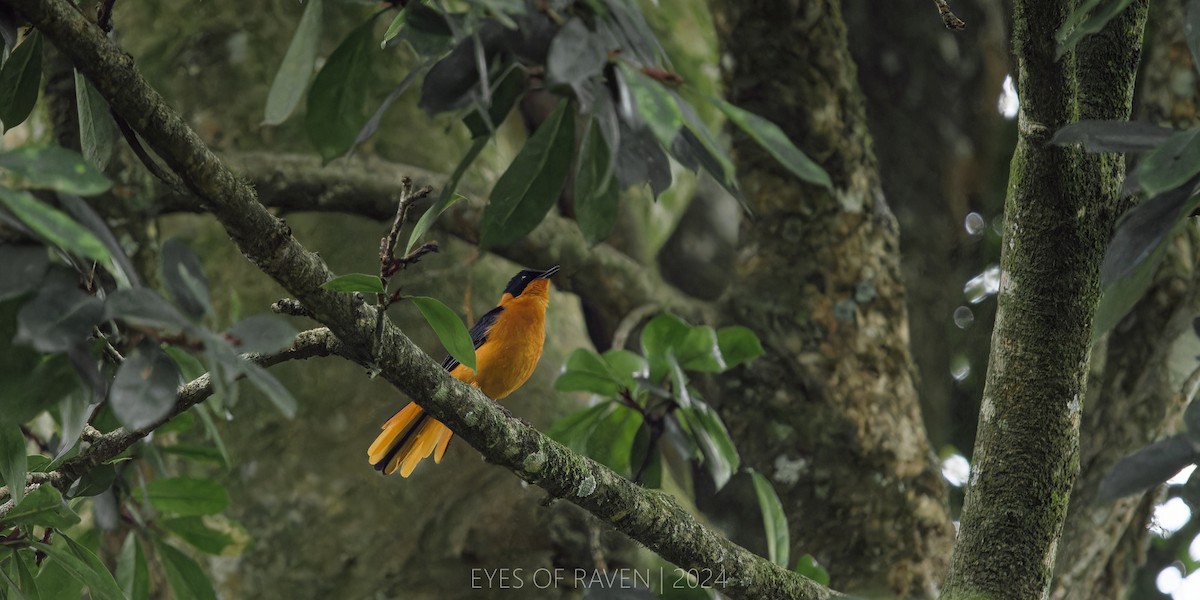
[[712, 2, 955, 596], [941, 2, 1148, 599]]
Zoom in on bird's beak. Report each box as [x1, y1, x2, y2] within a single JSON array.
[[537, 265, 561, 279]]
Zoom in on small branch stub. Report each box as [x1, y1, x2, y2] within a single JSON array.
[[933, 0, 966, 30]]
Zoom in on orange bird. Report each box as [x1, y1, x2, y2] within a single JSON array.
[[368, 265, 560, 476]]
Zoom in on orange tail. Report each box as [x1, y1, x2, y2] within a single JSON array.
[[367, 402, 454, 476]]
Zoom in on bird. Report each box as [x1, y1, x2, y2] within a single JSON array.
[[368, 265, 560, 476]]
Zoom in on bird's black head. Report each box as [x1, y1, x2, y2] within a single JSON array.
[[503, 265, 560, 298]]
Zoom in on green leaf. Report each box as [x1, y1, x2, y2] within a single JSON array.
[[640, 313, 692, 382], [479, 98, 575, 248], [0, 425, 26, 506], [584, 405, 642, 477], [1056, 0, 1134, 58], [0, 245, 48, 302], [405, 193, 465, 255], [749, 469, 790, 568], [793, 554, 830, 587], [136, 477, 230, 516], [716, 326, 764, 369], [408, 295, 476, 371], [463, 66, 526, 139], [105, 288, 193, 332], [0, 188, 110, 265], [629, 420, 662, 488], [601, 350, 647, 391], [161, 443, 227, 467], [546, 402, 613, 452], [34, 542, 83, 600], [546, 18, 608, 89], [618, 64, 682, 149], [225, 314, 297, 355], [0, 31, 42, 132], [675, 324, 725, 373], [679, 399, 739, 490], [153, 540, 217, 600], [392, 3, 454, 56], [1189, 1, 1200, 76], [1135, 128, 1200, 196], [264, 0, 323, 125], [29, 535, 126, 600], [68, 463, 115, 498], [161, 238, 211, 320], [1098, 434, 1200, 501], [8, 549, 39, 600], [381, 9, 407, 47], [15, 271, 104, 354], [162, 517, 235, 555], [110, 341, 182, 431], [116, 535, 149, 600], [574, 119, 619, 246], [709, 96, 832, 189], [554, 349, 622, 396], [305, 17, 378, 162], [1050, 119, 1174, 153], [0, 146, 112, 195], [74, 71, 117, 172], [241, 360, 298, 418], [322, 273, 385, 294]]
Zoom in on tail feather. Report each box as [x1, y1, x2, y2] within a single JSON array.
[[368, 403, 455, 476]]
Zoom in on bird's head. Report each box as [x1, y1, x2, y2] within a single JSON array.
[[500, 265, 560, 304]]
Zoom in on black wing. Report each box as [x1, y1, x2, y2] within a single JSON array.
[[441, 305, 504, 371]]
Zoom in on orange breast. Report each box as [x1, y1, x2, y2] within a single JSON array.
[[452, 295, 548, 401]]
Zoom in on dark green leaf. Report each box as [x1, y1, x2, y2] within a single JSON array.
[[615, 119, 671, 197], [194, 405, 232, 468], [618, 64, 681, 149], [153, 540, 217, 600], [264, 0, 323, 125], [1136, 128, 1200, 196], [225, 314, 297, 355], [68, 464, 115, 501], [30, 535, 126, 600], [15, 270, 103, 353], [0, 31, 42, 132], [56, 193, 140, 289], [680, 399, 739, 490], [116, 534, 149, 600], [710, 96, 831, 189], [574, 119, 620, 246], [164, 345, 206, 380], [677, 104, 740, 199], [407, 137, 486, 255], [554, 348, 622, 396], [418, 24, 507, 115], [161, 443, 227, 467], [162, 517, 235, 555], [1189, 1, 1200, 76], [305, 17, 378, 162], [8, 549, 39, 600], [0, 340, 79, 427], [1186, 395, 1200, 439], [793, 554, 830, 587], [0, 146, 111, 196], [406, 193, 465, 255], [74, 71, 117, 172], [408, 295, 476, 371], [137, 477, 230, 516], [5, 485, 80, 529], [640, 313, 691, 382], [675, 324, 725, 373], [716, 326, 764, 369], [1097, 435, 1200, 501], [546, 18, 607, 89], [629, 421, 661, 488], [241, 360, 298, 418], [469, 0, 526, 28], [601, 350, 646, 391], [1050, 120, 1175, 153], [322, 273, 384, 294], [392, 3, 455, 56], [1094, 185, 1200, 338], [110, 341, 182, 431], [34, 542, 83, 600], [665, 354, 692, 409], [1057, 0, 1135, 58], [463, 66, 525, 139], [479, 98, 575, 248], [749, 469, 789, 568], [0, 425, 27, 505], [584, 404, 642, 477], [546, 402, 613, 452], [162, 238, 211, 320], [0, 188, 110, 264], [0, 245, 47, 301], [105, 288, 192, 332], [350, 60, 430, 156]]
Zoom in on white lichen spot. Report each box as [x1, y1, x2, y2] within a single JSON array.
[[523, 451, 546, 473], [773, 454, 808, 486], [1067, 394, 1081, 415], [980, 397, 995, 423], [577, 475, 597, 497], [463, 411, 478, 426]]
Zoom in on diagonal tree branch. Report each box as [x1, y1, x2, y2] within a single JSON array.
[[6, 1, 832, 597]]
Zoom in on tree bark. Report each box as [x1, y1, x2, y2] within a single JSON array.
[[941, 2, 1148, 599], [712, 2, 955, 596]]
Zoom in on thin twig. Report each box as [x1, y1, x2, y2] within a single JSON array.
[[932, 0, 966, 30], [110, 108, 186, 190], [93, 326, 124, 363]]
